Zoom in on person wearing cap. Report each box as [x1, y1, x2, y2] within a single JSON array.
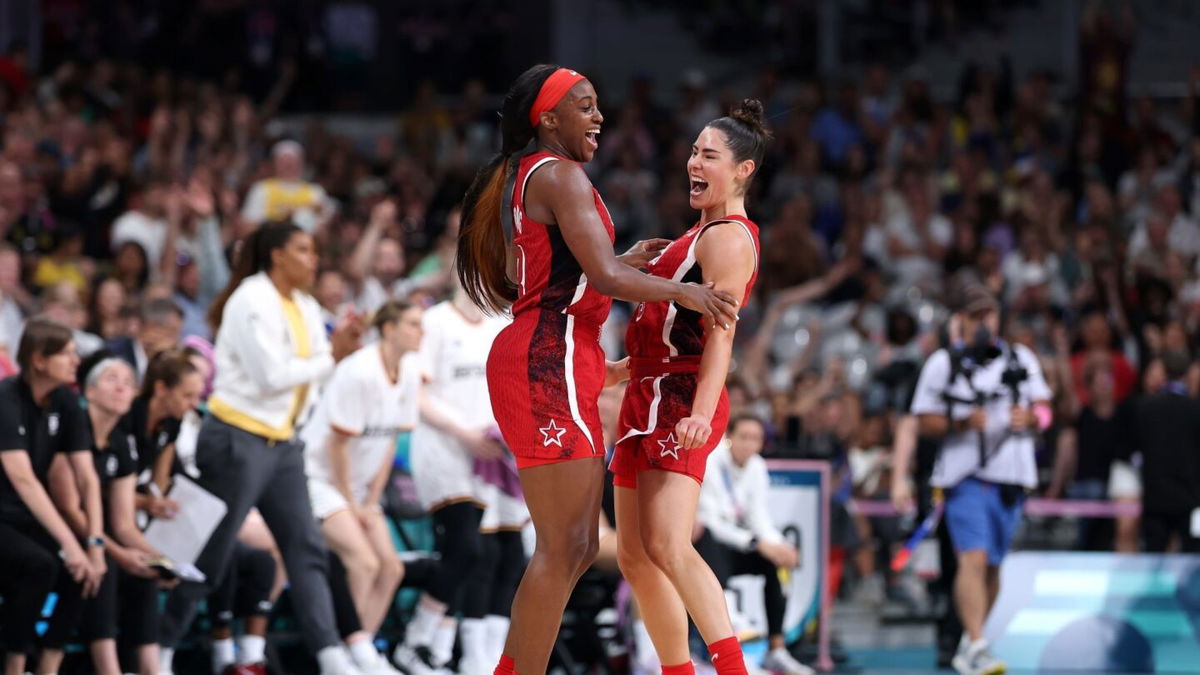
[[240, 140, 337, 232], [907, 283, 1052, 675]]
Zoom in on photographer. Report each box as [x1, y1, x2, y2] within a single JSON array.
[[908, 285, 1051, 675]]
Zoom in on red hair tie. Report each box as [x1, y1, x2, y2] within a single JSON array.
[[529, 68, 586, 128]]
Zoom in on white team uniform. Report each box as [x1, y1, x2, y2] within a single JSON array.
[[411, 302, 529, 530], [302, 345, 421, 520]]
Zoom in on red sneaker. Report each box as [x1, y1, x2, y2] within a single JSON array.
[[223, 663, 267, 675]]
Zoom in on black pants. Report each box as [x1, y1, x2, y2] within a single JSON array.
[[209, 543, 277, 630], [462, 531, 526, 619], [694, 530, 785, 638], [79, 555, 160, 645], [1143, 512, 1200, 553], [427, 502, 485, 611], [0, 521, 86, 653], [159, 418, 339, 650]]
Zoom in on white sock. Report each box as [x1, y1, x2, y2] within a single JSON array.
[[404, 600, 445, 648], [430, 618, 458, 667], [348, 634, 379, 667], [161, 647, 176, 674], [483, 615, 510, 662], [211, 638, 235, 673], [459, 618, 488, 663], [633, 619, 659, 668], [316, 646, 352, 673], [237, 635, 266, 665]]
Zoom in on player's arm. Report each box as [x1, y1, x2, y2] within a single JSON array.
[[536, 162, 738, 328], [47, 453, 89, 537], [2, 450, 90, 557], [363, 442, 394, 510], [419, 391, 501, 459], [676, 223, 755, 450], [325, 427, 358, 506]]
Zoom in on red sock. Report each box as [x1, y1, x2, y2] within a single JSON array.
[[662, 661, 695, 674], [707, 636, 748, 674], [494, 654, 516, 675]]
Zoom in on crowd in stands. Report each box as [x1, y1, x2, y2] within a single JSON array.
[[1, 0, 1199, 670]]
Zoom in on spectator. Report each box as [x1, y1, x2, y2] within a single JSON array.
[[345, 200, 414, 313], [909, 284, 1052, 675], [38, 281, 105, 356], [86, 277, 128, 341], [1128, 350, 1200, 553], [111, 176, 173, 279], [106, 296, 184, 383], [1070, 311, 1136, 406], [241, 140, 337, 233]]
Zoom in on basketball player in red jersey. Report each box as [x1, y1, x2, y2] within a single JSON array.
[[455, 65, 740, 675], [610, 100, 780, 675]]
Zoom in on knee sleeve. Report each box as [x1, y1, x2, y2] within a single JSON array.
[[489, 531, 526, 618], [427, 503, 484, 608], [233, 545, 277, 618], [462, 533, 500, 619]]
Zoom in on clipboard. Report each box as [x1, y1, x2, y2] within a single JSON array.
[[143, 475, 227, 573]]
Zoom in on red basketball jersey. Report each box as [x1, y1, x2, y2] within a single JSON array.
[[625, 216, 760, 362], [509, 152, 616, 325]]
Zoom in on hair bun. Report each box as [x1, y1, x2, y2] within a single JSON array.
[[730, 98, 770, 138]]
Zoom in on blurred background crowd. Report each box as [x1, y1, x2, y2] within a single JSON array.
[[1, 0, 1199, 657]]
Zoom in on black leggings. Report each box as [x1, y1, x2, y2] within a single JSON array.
[[1143, 512, 1200, 553], [209, 543, 278, 630], [426, 503, 485, 610], [694, 530, 785, 638], [0, 521, 86, 652], [462, 531, 526, 619], [78, 556, 160, 645]]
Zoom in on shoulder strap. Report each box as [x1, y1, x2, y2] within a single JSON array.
[[697, 216, 760, 268], [500, 152, 560, 244]]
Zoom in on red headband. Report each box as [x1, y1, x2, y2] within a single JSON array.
[[528, 68, 586, 128]]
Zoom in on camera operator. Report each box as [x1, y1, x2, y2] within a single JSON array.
[[908, 284, 1051, 675]]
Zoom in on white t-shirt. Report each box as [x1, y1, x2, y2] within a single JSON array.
[[909, 344, 1051, 489], [418, 302, 508, 429], [302, 345, 421, 492], [111, 210, 167, 270], [697, 443, 784, 551]]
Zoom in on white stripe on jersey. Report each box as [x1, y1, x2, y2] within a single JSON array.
[[563, 315, 598, 455], [616, 375, 665, 444]]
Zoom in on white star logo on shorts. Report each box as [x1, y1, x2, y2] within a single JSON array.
[[658, 433, 681, 460], [539, 419, 567, 447]]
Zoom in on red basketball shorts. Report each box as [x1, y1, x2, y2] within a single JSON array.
[[487, 310, 606, 470], [610, 359, 730, 489]]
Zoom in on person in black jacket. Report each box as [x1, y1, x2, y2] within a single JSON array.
[[0, 318, 105, 674], [1130, 350, 1200, 553]]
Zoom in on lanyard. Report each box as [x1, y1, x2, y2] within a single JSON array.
[[719, 464, 745, 523]]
